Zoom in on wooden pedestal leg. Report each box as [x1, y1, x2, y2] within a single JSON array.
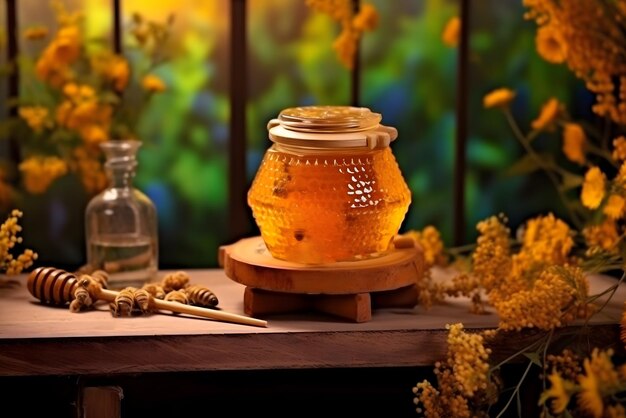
[[312, 293, 372, 323], [244, 287, 312, 316], [371, 284, 418, 309]]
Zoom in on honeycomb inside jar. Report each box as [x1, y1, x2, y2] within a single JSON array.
[[247, 145, 412, 264]]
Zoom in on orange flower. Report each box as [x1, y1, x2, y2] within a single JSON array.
[[483, 88, 516, 109], [536, 25, 568, 64], [352, 4, 379, 32], [442, 16, 461, 48], [141, 74, 166, 93], [581, 166, 606, 209], [604, 195, 626, 220], [531, 98, 561, 131], [562, 123, 586, 164]]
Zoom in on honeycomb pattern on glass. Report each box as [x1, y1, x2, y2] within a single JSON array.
[[248, 146, 411, 264]]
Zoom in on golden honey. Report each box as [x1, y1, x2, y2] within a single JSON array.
[[248, 106, 411, 264]]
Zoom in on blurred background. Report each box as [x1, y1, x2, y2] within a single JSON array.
[[0, 0, 590, 270]]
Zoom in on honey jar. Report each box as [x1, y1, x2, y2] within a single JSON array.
[[247, 105, 411, 264]]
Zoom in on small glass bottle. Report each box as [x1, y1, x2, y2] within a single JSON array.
[[85, 139, 158, 289]]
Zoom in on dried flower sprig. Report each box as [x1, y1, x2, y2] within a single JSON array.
[[0, 210, 37, 276]]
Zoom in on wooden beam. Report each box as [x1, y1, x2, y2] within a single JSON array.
[[350, 0, 360, 106], [453, 0, 470, 246], [112, 0, 121, 54], [5, 0, 20, 179], [228, 0, 249, 242]]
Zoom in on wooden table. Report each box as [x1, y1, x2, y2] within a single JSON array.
[[0, 268, 623, 417]]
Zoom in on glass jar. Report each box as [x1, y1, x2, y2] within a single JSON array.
[[248, 106, 412, 264], [84, 139, 158, 289]]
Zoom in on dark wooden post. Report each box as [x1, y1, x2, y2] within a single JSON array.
[[350, 0, 360, 107], [5, 0, 20, 179], [112, 0, 121, 54], [228, 0, 249, 242], [453, 0, 470, 246]]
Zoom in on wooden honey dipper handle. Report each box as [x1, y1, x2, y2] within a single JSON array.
[[27, 267, 268, 328], [95, 288, 268, 328]]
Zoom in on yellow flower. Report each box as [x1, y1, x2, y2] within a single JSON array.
[[400, 226, 446, 268], [332, 26, 358, 70], [441, 16, 461, 48], [109, 57, 130, 92], [613, 136, 626, 162], [581, 166, 606, 209], [18, 106, 50, 133], [519, 213, 573, 265], [578, 373, 603, 418], [531, 97, 561, 131], [141, 74, 166, 93], [24, 27, 48, 40], [542, 372, 575, 413], [483, 88, 516, 109], [352, 4, 378, 32], [583, 219, 619, 254], [35, 24, 81, 87], [577, 349, 620, 418], [91, 53, 130, 92], [49, 25, 81, 63], [535, 24, 568, 64], [19, 156, 68, 194], [73, 146, 107, 195], [79, 125, 108, 145], [562, 123, 586, 165], [604, 194, 626, 220]]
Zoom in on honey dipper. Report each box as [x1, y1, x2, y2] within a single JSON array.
[[27, 267, 268, 328]]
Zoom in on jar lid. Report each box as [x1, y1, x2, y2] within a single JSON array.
[[267, 105, 398, 150]]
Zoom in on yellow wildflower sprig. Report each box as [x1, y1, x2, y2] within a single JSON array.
[[0, 210, 38, 276]]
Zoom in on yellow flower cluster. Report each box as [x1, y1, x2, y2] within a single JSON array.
[[412, 324, 495, 417], [305, 0, 379, 69], [400, 226, 446, 268], [18, 106, 50, 134], [0, 210, 38, 275], [494, 265, 587, 330], [541, 348, 626, 418], [436, 213, 590, 329], [11, 2, 171, 198], [471, 215, 511, 293], [18, 156, 68, 195], [613, 136, 626, 162], [56, 83, 113, 146], [35, 24, 80, 88], [524, 0, 626, 125], [72, 146, 107, 195]]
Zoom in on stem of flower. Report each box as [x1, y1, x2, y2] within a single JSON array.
[[495, 360, 534, 418], [503, 108, 583, 229], [489, 334, 546, 372]]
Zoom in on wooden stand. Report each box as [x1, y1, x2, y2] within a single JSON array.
[[219, 236, 425, 322]]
